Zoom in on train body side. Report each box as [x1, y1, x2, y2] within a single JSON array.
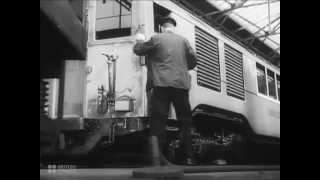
[[59, 0, 280, 139], [155, 0, 280, 139], [40, 1, 279, 163]]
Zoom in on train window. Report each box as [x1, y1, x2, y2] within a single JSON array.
[[154, 3, 171, 33], [276, 74, 280, 101], [256, 63, 267, 95], [267, 69, 277, 99], [95, 0, 132, 40]]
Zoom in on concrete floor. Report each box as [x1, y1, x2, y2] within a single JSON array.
[[40, 168, 280, 180]]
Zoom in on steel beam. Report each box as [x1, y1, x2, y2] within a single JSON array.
[[178, 0, 279, 65], [204, 0, 279, 17], [248, 16, 280, 37], [204, 0, 248, 17]]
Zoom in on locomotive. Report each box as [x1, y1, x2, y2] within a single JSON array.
[[40, 0, 279, 166]]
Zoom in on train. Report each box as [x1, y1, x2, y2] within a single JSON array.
[[40, 0, 280, 166]]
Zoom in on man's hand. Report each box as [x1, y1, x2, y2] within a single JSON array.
[[135, 33, 146, 42]]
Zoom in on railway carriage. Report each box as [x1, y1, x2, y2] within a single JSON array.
[[40, 0, 280, 165]]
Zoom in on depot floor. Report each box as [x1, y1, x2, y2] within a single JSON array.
[[40, 168, 280, 180]]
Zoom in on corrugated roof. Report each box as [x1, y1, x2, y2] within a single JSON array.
[[174, 0, 280, 67], [207, 0, 280, 54]]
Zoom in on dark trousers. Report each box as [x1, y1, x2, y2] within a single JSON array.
[[150, 86, 193, 158]]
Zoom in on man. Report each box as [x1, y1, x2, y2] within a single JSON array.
[[133, 16, 197, 165]]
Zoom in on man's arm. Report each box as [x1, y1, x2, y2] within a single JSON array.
[[133, 37, 157, 56], [185, 40, 198, 70]]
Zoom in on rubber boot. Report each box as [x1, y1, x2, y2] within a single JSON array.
[[159, 151, 175, 166], [132, 136, 183, 179], [149, 136, 161, 166]]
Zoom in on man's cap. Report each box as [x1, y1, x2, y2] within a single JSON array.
[[159, 16, 177, 27]]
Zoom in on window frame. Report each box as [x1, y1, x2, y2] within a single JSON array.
[[267, 68, 277, 100], [256, 62, 280, 103], [88, 0, 134, 45], [153, 3, 172, 33], [276, 74, 280, 101], [256, 62, 268, 96]]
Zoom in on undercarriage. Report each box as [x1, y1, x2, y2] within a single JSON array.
[[41, 117, 280, 168], [40, 104, 278, 168]]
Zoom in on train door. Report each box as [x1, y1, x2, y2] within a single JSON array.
[[153, 1, 197, 119], [83, 0, 153, 119]]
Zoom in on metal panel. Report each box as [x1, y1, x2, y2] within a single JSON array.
[[198, 62, 220, 75], [195, 28, 219, 45], [195, 26, 221, 92], [225, 62, 243, 75], [84, 41, 146, 119], [198, 73, 221, 85], [227, 82, 244, 93], [196, 51, 219, 65], [196, 46, 219, 58], [63, 61, 86, 119], [224, 52, 242, 66], [225, 44, 245, 100], [195, 38, 219, 52], [226, 75, 244, 88], [40, 0, 86, 58], [198, 79, 221, 91]]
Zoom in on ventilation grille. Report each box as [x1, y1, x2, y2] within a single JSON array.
[[224, 44, 245, 100], [40, 79, 49, 118], [195, 27, 221, 92]]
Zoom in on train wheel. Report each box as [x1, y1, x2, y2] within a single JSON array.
[[164, 128, 246, 165], [191, 127, 246, 165]]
